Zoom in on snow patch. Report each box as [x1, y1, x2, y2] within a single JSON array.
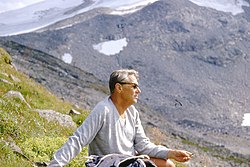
[[93, 38, 128, 56], [0, 0, 159, 36], [0, 0, 45, 13], [62, 53, 72, 64], [188, 0, 249, 15], [242, 113, 250, 126], [109, 0, 159, 15], [1, 0, 249, 36]]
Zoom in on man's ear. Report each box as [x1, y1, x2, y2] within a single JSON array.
[[115, 83, 123, 93]]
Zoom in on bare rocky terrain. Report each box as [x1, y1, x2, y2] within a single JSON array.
[[1, 0, 250, 166]]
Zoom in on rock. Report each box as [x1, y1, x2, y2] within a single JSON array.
[[0, 139, 31, 162], [34, 162, 49, 167], [0, 72, 8, 77], [34, 109, 77, 128], [4, 90, 31, 108], [69, 109, 81, 115], [0, 78, 13, 85], [9, 74, 21, 82]]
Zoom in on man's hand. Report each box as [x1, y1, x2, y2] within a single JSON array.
[[167, 149, 193, 162]]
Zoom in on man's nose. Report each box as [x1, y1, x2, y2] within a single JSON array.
[[136, 87, 141, 93]]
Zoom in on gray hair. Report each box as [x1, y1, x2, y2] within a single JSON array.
[[109, 69, 139, 94]]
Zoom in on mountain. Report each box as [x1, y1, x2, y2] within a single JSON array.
[[1, 0, 250, 166]]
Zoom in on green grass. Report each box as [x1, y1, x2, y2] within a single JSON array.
[[0, 48, 89, 166]]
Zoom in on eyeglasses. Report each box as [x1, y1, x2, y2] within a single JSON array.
[[118, 82, 140, 89]]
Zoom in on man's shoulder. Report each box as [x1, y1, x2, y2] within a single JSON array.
[[127, 105, 139, 116], [96, 96, 111, 106], [92, 96, 113, 112]]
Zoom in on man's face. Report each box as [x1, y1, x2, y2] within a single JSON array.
[[119, 75, 141, 105]]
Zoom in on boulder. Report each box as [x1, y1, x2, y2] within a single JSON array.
[[34, 109, 77, 128]]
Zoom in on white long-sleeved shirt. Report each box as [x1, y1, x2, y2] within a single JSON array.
[[49, 96, 169, 166]]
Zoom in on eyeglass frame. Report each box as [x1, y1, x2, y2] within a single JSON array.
[[117, 82, 140, 89]]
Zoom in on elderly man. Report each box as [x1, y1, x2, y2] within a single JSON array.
[[49, 69, 192, 167]]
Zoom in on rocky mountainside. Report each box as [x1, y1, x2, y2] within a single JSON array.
[[1, 0, 250, 166], [0, 40, 108, 110]]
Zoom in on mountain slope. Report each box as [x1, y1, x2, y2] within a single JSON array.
[[0, 40, 108, 110], [1, 44, 246, 167], [0, 48, 90, 166]]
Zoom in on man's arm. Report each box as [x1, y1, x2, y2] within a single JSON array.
[[133, 112, 193, 162], [167, 149, 193, 162], [132, 108, 170, 159], [48, 106, 105, 166]]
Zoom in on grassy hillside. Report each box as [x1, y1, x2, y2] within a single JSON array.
[[0, 48, 89, 166]]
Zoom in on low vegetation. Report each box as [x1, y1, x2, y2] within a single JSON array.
[[0, 48, 89, 166]]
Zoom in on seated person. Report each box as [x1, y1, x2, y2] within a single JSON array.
[[49, 69, 193, 167]]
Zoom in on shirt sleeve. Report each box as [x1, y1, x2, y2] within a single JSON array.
[[48, 104, 106, 166], [133, 108, 170, 159]]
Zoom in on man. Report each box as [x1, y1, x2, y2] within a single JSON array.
[[49, 69, 192, 167]]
